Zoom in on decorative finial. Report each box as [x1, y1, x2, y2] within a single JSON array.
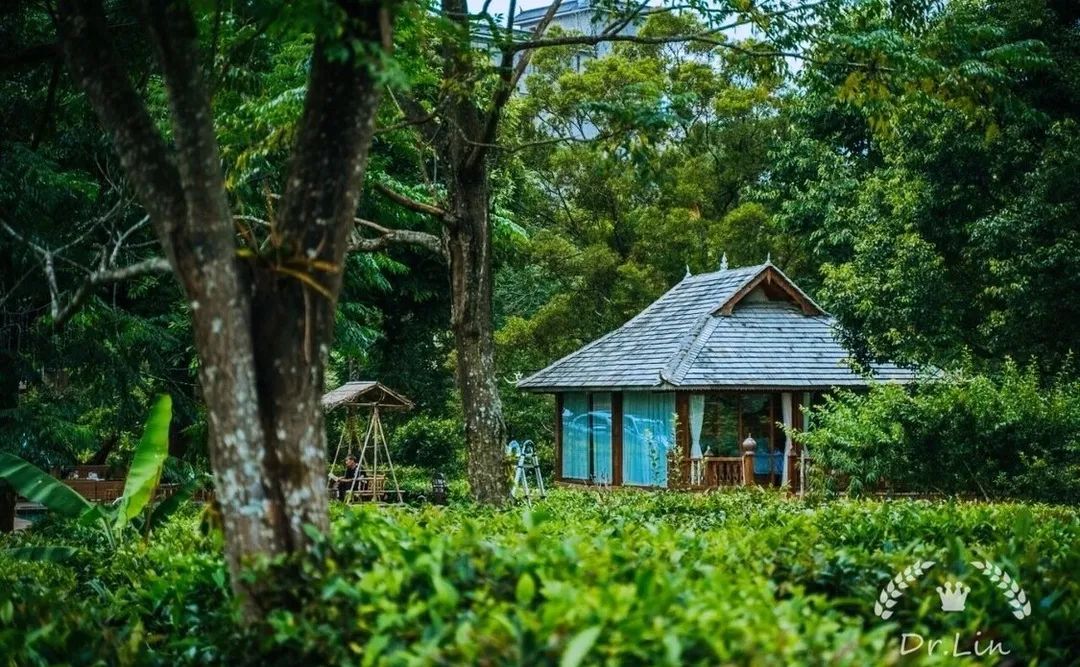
[[766, 251, 772, 264], [720, 252, 728, 271], [684, 264, 692, 278]]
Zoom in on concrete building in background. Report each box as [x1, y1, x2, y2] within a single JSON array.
[[514, 0, 648, 77]]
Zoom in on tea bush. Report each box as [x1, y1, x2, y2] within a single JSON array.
[[2, 490, 1078, 665], [798, 362, 1080, 503]]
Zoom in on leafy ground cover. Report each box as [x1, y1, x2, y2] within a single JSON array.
[[2, 490, 1077, 666]]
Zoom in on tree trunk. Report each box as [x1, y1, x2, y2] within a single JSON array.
[[57, 0, 390, 617], [0, 482, 15, 534], [434, 0, 510, 504], [445, 166, 509, 504]]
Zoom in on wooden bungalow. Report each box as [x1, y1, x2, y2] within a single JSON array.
[[517, 261, 915, 489]]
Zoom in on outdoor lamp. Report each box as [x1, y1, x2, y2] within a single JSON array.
[[431, 473, 448, 505]]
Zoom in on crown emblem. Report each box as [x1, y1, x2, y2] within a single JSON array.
[[936, 581, 971, 613]]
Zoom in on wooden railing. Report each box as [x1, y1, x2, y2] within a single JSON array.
[[63, 479, 125, 503], [60, 480, 190, 504], [52, 465, 118, 480], [702, 456, 744, 487]]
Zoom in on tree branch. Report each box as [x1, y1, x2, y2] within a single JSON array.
[[373, 182, 448, 218], [274, 0, 391, 269], [141, 0, 233, 242], [349, 219, 444, 256], [53, 257, 171, 328], [470, 0, 566, 168], [507, 0, 827, 53], [385, 88, 442, 144], [464, 129, 619, 153]]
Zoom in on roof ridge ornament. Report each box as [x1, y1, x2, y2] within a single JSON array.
[[720, 252, 728, 271], [685, 264, 691, 279], [766, 251, 772, 264]]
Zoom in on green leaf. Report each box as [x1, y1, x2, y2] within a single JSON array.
[[560, 626, 602, 667], [143, 474, 205, 532], [2, 545, 79, 563], [515, 572, 536, 605], [0, 453, 93, 519], [115, 395, 172, 532]]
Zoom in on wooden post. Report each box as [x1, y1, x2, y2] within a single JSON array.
[[768, 395, 778, 486], [788, 393, 803, 491], [741, 435, 756, 487], [611, 392, 623, 487], [675, 392, 690, 489], [554, 393, 564, 482]]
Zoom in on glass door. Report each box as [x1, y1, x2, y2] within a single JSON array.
[[739, 393, 782, 485]]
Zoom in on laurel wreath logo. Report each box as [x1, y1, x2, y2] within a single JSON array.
[[874, 559, 935, 619], [971, 561, 1032, 620]]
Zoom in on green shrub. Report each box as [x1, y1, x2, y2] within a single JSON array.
[[797, 362, 1080, 503], [2, 490, 1078, 665], [391, 415, 465, 470]]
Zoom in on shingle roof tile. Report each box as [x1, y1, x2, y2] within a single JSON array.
[[517, 264, 916, 391]]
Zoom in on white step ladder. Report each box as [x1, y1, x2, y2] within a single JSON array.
[[507, 440, 546, 505]]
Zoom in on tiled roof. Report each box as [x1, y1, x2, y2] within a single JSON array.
[[517, 264, 916, 391]]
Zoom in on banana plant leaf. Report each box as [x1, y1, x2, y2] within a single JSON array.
[[114, 395, 172, 532], [140, 475, 205, 533], [0, 453, 93, 519], [2, 545, 79, 563]]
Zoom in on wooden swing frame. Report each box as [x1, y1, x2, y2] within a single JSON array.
[[323, 382, 412, 504]]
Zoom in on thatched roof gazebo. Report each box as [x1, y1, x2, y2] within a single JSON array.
[[321, 381, 414, 411], [322, 381, 413, 503]]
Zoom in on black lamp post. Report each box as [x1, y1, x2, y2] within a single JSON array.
[[431, 473, 448, 505]]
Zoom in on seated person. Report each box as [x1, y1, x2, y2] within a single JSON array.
[[331, 455, 366, 500]]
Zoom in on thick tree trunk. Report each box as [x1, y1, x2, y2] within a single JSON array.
[[58, 0, 390, 617], [435, 0, 510, 504]]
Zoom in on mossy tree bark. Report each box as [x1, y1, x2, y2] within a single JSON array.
[[56, 0, 394, 616]]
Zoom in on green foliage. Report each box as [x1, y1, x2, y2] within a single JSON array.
[[0, 545, 79, 563], [3, 491, 1078, 664], [798, 362, 1080, 503], [390, 414, 465, 470], [757, 0, 1080, 373], [0, 395, 192, 552], [0, 453, 100, 535], [115, 395, 172, 532]]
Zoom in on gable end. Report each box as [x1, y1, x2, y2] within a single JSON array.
[[714, 265, 823, 317]]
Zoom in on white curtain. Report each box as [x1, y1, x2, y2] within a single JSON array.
[[561, 393, 589, 480], [591, 393, 613, 484], [689, 394, 705, 484], [623, 392, 675, 487], [781, 392, 793, 486]]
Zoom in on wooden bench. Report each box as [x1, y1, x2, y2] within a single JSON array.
[[338, 474, 386, 503]]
